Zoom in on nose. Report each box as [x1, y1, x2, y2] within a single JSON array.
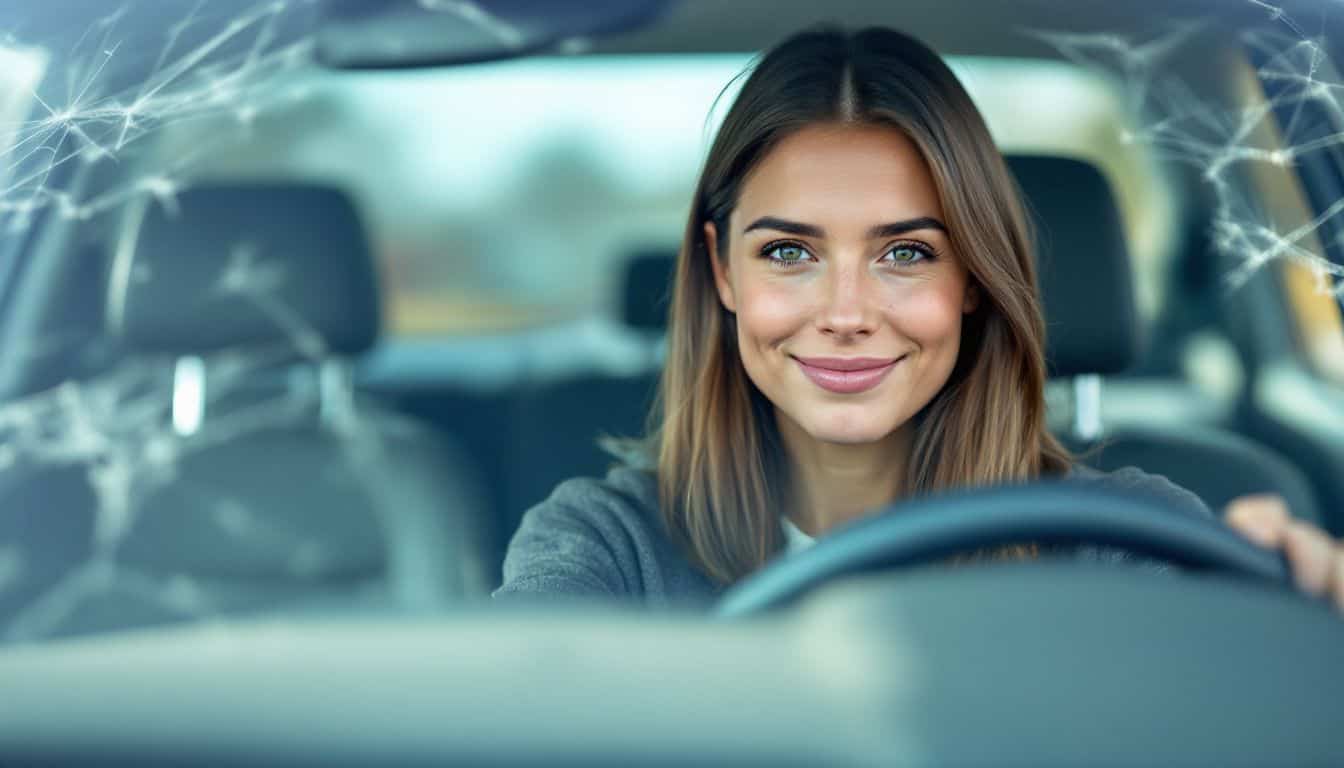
[[817, 262, 879, 339]]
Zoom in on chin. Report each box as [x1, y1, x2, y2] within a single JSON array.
[[799, 408, 902, 445]]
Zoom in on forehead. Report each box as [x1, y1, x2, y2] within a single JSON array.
[[734, 122, 946, 231]]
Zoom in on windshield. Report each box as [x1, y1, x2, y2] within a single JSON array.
[[0, 0, 1341, 645]]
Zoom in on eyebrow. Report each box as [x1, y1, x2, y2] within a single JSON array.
[[742, 215, 947, 239]]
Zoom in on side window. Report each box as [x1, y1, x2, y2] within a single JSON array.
[[0, 43, 49, 212], [0, 43, 49, 292], [1237, 55, 1344, 386], [1283, 260, 1344, 383]]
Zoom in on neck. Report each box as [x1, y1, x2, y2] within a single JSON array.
[[776, 410, 912, 537]]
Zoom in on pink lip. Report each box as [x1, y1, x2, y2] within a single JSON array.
[[793, 356, 902, 394]]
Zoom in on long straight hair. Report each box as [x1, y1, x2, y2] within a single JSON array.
[[651, 25, 1072, 584]]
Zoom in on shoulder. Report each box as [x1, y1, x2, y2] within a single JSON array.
[[547, 464, 661, 518], [495, 466, 718, 604], [520, 466, 666, 560], [1065, 463, 1214, 521]]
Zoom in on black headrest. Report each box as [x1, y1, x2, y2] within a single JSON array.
[[108, 184, 380, 358], [1007, 155, 1139, 377], [622, 249, 677, 331]]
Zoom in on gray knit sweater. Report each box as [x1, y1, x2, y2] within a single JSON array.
[[494, 465, 1213, 608]]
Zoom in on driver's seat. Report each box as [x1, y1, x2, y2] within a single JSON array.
[[1012, 155, 1322, 524]]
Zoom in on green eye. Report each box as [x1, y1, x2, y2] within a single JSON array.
[[885, 244, 931, 264], [765, 244, 811, 264]]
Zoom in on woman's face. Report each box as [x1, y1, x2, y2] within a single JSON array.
[[707, 122, 978, 445]]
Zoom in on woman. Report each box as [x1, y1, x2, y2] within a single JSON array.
[[496, 25, 1344, 610]]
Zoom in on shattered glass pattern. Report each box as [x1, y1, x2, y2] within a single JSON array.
[[2, 2, 318, 232], [0, 0, 1341, 643], [0, 355, 306, 642], [1032, 2, 1344, 298], [0, 1, 502, 643]]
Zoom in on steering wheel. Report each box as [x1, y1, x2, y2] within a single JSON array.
[[717, 480, 1294, 616]]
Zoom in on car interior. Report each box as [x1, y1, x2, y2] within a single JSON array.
[[1, 0, 1343, 764]]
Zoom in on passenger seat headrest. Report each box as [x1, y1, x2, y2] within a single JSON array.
[[622, 249, 676, 331], [108, 183, 381, 358], [1006, 155, 1140, 377]]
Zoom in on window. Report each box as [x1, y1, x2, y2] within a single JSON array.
[[0, 43, 48, 211], [1284, 259, 1344, 382], [1235, 55, 1344, 385], [157, 54, 1175, 337]]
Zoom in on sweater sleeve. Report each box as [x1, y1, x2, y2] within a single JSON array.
[[493, 470, 658, 600], [494, 499, 624, 598]]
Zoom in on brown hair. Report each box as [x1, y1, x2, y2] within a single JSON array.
[[649, 25, 1071, 584]]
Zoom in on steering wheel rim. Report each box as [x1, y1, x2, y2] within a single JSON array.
[[717, 480, 1293, 616]]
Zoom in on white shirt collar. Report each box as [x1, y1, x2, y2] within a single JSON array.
[[781, 517, 817, 556]]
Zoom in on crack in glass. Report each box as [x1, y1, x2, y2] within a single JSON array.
[[0, 0, 1341, 642]]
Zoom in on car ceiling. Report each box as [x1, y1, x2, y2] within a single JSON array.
[[596, 0, 1343, 59], [7, 0, 1338, 80]]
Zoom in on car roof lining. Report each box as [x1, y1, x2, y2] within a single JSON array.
[[593, 0, 1339, 59]]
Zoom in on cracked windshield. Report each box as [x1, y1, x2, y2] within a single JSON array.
[[1, 0, 1342, 646]]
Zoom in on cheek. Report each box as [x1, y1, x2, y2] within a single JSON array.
[[736, 279, 813, 345], [885, 281, 965, 346]]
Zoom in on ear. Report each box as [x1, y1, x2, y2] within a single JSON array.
[[705, 221, 736, 313], [962, 281, 980, 314]]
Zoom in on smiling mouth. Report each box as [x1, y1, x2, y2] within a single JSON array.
[[792, 355, 904, 394]]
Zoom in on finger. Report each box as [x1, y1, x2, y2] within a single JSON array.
[[1282, 521, 1335, 597], [1223, 494, 1291, 548]]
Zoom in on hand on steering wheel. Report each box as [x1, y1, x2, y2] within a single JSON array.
[[1224, 493, 1344, 614]]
